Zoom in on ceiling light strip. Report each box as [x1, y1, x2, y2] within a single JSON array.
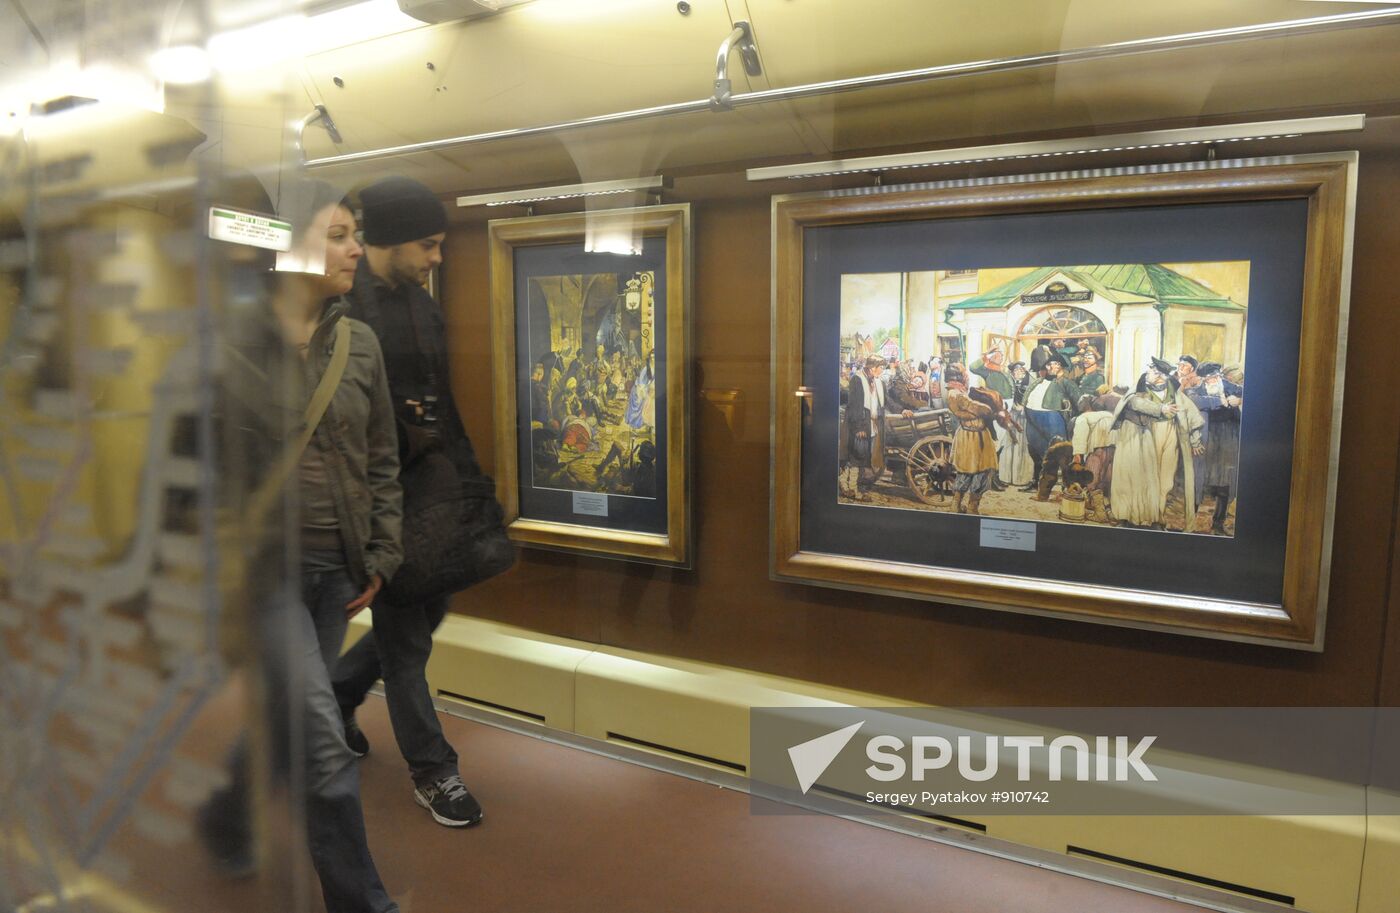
[[745, 115, 1364, 182], [306, 7, 1397, 169], [456, 175, 668, 208], [806, 154, 1331, 204]]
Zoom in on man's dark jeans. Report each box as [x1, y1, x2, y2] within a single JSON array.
[[333, 594, 459, 788], [202, 563, 398, 913]]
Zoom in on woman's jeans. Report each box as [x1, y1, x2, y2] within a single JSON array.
[[202, 554, 398, 913]]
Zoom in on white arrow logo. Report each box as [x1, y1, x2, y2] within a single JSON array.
[[787, 721, 865, 794]]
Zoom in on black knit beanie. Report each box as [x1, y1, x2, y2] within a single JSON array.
[[358, 176, 447, 246]]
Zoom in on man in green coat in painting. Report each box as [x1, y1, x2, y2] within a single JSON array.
[[970, 348, 1016, 399], [1075, 346, 1106, 400]]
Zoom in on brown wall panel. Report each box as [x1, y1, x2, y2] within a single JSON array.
[[439, 119, 1400, 708]]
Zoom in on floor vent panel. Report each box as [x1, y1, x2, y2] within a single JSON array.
[[605, 731, 747, 773], [438, 690, 547, 724], [1066, 845, 1294, 906]]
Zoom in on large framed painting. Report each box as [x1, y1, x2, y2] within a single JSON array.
[[771, 155, 1355, 648], [489, 204, 691, 566]]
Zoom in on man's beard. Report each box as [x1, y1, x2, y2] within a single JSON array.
[[392, 258, 429, 288]]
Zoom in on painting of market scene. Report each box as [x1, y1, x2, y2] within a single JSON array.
[[838, 264, 1249, 535], [527, 270, 659, 499]]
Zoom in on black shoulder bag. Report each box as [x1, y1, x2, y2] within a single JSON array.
[[382, 304, 515, 605]]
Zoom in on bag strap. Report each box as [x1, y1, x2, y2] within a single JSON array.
[[245, 319, 351, 529]]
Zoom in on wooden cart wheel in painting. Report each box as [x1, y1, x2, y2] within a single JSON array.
[[905, 434, 955, 505]]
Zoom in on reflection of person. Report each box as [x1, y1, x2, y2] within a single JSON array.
[[945, 370, 999, 515], [201, 183, 402, 913], [600, 439, 657, 498], [631, 440, 658, 497], [1185, 362, 1243, 534], [597, 299, 627, 356], [625, 351, 656, 431], [1110, 357, 1204, 528], [333, 176, 483, 829]]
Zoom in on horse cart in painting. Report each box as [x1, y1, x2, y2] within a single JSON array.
[[881, 409, 956, 504]]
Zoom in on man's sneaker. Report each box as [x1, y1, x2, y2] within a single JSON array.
[[344, 719, 369, 759], [413, 775, 483, 827]]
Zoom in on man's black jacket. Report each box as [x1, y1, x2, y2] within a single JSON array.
[[345, 258, 482, 480]]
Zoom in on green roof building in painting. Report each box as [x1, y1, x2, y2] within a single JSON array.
[[943, 264, 1247, 388]]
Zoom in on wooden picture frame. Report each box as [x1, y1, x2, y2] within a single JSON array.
[[489, 204, 691, 566], [771, 155, 1355, 648]]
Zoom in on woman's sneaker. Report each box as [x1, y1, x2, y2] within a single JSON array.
[[413, 774, 483, 827]]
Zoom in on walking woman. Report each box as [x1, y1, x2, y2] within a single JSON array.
[[202, 180, 403, 913]]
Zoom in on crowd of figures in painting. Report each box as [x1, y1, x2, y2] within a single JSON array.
[[528, 271, 659, 499], [837, 264, 1248, 536]]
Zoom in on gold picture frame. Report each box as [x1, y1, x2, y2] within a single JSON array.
[[489, 204, 691, 566], [771, 156, 1354, 648]]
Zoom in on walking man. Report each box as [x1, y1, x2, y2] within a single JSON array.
[[332, 176, 483, 828]]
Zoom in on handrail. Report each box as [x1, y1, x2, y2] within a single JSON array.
[[711, 20, 762, 111], [305, 7, 1400, 169], [296, 104, 342, 165]]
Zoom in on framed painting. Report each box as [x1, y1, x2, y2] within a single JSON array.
[[771, 155, 1355, 647], [489, 204, 691, 566]]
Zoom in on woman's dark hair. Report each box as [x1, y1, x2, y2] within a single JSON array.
[[283, 178, 353, 244]]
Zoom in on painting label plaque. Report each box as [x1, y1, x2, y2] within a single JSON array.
[[573, 491, 609, 517], [980, 519, 1037, 552]]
